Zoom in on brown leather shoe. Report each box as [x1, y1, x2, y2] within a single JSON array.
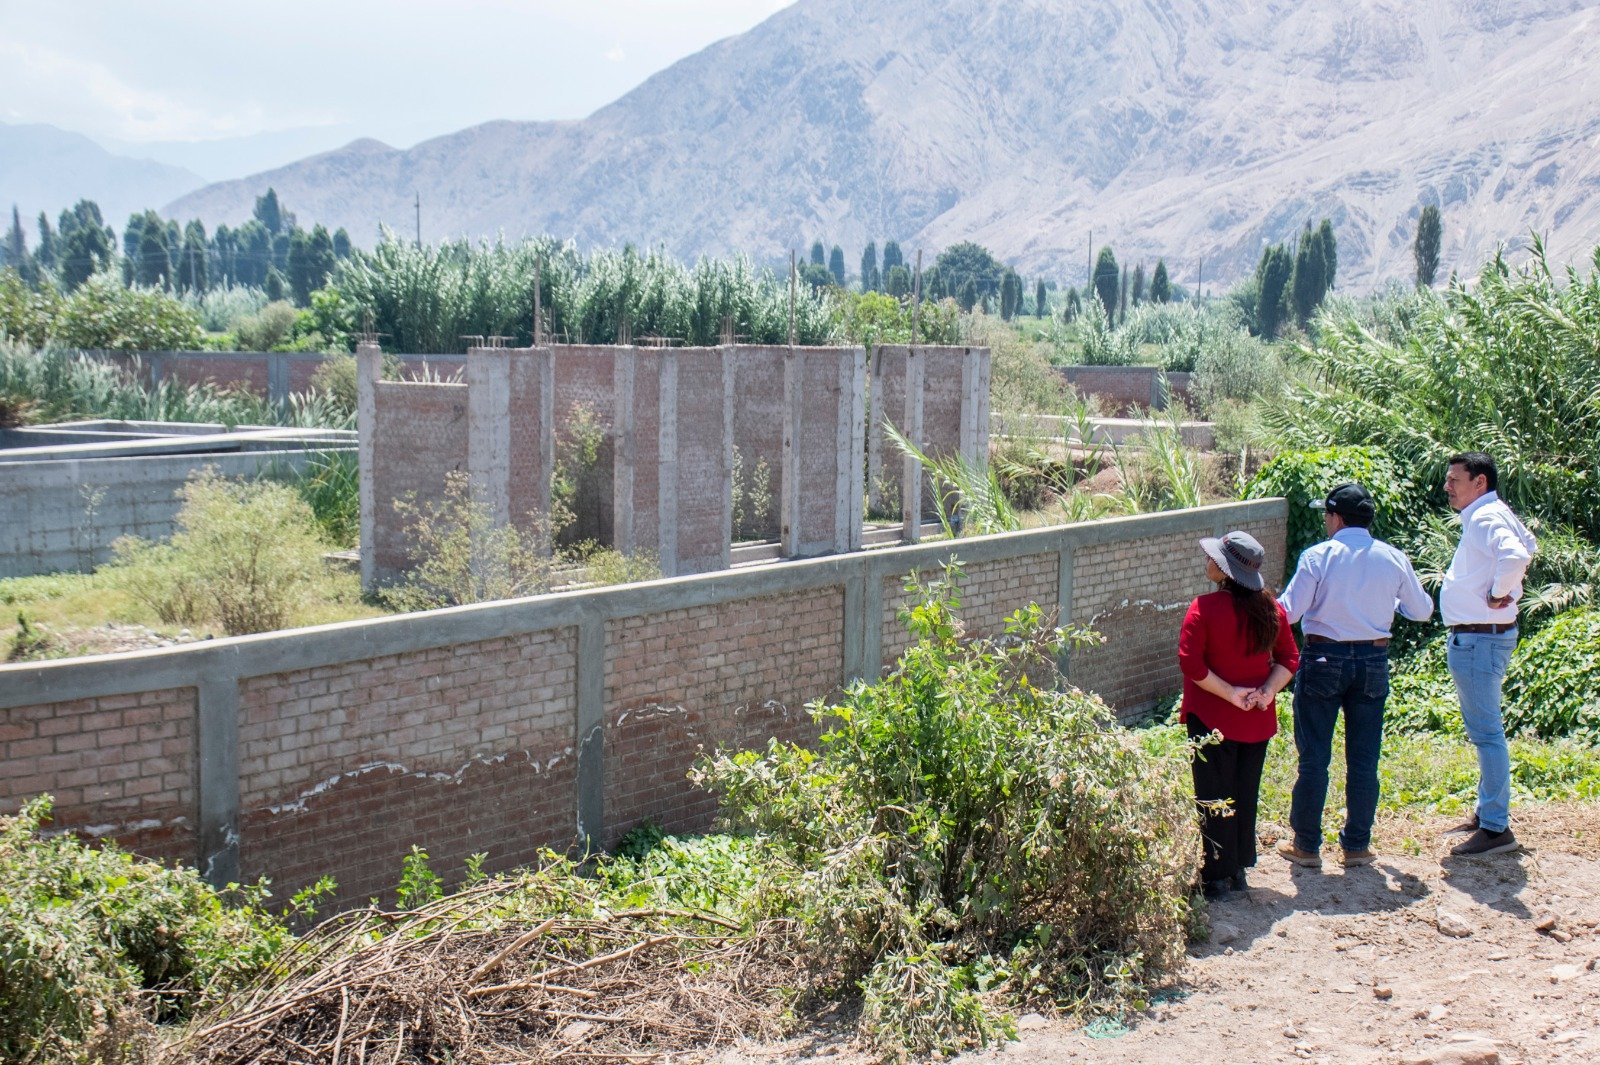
[[1341, 848, 1377, 867], [1277, 841, 1323, 868]]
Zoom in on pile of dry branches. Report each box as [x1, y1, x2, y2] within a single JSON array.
[[162, 882, 798, 1065]]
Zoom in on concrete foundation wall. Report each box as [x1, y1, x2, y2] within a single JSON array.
[[1058, 366, 1194, 414], [366, 380, 469, 584], [1, 499, 1285, 911], [0, 444, 353, 579]]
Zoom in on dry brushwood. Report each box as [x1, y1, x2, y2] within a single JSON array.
[[161, 881, 799, 1065]]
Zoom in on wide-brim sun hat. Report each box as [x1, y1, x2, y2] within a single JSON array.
[[1199, 530, 1266, 591]]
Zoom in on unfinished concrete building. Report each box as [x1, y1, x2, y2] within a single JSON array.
[[358, 340, 990, 591]]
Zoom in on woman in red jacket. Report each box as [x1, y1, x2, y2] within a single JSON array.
[[1178, 531, 1299, 898]]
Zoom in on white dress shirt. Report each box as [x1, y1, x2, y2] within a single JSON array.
[[1280, 528, 1434, 641], [1440, 491, 1537, 626]]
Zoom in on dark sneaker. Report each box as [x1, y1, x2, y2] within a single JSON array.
[[1231, 870, 1249, 892], [1277, 841, 1323, 868], [1442, 814, 1480, 838], [1341, 848, 1377, 867], [1449, 827, 1519, 857]]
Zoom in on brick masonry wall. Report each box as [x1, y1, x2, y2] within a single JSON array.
[[602, 588, 842, 844], [1069, 515, 1286, 716], [236, 630, 578, 908], [2, 501, 1286, 907], [730, 347, 786, 541], [370, 381, 469, 580], [671, 349, 732, 574], [160, 355, 271, 394], [0, 688, 196, 863]]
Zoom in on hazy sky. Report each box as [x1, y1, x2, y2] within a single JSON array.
[[0, 1, 795, 147]]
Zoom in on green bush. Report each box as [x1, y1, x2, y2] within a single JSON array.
[[1243, 445, 1420, 572], [308, 352, 358, 413], [1505, 609, 1600, 743], [231, 300, 299, 352], [111, 469, 329, 635], [50, 273, 204, 352], [0, 797, 294, 1064], [694, 565, 1199, 1057]]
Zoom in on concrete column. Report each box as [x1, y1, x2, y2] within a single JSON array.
[[357, 341, 381, 593], [657, 351, 679, 577], [466, 348, 513, 528], [839, 348, 867, 552], [267, 354, 290, 409], [613, 354, 637, 555], [900, 348, 925, 543], [720, 349, 736, 569], [1056, 545, 1076, 682], [780, 347, 801, 558], [196, 674, 240, 889], [575, 612, 606, 854]]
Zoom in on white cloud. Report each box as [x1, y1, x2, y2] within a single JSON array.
[[605, 45, 627, 63]]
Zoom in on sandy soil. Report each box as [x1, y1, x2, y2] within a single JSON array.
[[721, 805, 1600, 1065]]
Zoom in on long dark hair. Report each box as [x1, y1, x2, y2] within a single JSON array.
[[1221, 577, 1279, 656]]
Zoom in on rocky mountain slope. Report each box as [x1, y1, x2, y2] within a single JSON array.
[[165, 0, 1600, 289], [1, 122, 204, 235]]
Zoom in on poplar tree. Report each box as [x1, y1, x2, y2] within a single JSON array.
[[1150, 260, 1171, 303], [1092, 247, 1119, 318], [828, 245, 846, 287], [1414, 205, 1441, 289], [860, 241, 879, 292], [1254, 243, 1293, 339], [810, 240, 826, 266], [1317, 218, 1338, 291], [1131, 262, 1146, 305], [1035, 278, 1048, 317], [882, 240, 904, 275]]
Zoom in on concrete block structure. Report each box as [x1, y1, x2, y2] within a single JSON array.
[[361, 341, 976, 591], [0, 421, 356, 579], [867, 345, 992, 540]]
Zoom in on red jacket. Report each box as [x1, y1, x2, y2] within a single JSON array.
[[1178, 591, 1299, 743]]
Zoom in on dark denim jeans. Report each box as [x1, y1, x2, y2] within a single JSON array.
[[1289, 642, 1390, 853]]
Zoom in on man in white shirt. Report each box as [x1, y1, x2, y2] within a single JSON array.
[[1276, 483, 1433, 870], [1440, 452, 1537, 857]]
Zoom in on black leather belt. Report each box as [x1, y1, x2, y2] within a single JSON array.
[[1450, 622, 1516, 634]]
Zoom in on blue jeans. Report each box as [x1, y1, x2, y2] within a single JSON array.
[[1446, 629, 1518, 833], [1289, 643, 1390, 852]]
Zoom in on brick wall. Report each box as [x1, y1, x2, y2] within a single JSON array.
[[730, 347, 786, 541], [370, 381, 469, 580], [2, 500, 1286, 908], [602, 588, 841, 843], [235, 631, 576, 907], [0, 688, 195, 863]]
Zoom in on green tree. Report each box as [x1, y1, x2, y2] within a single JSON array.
[[2, 206, 33, 284], [999, 269, 1021, 320], [810, 240, 826, 266], [957, 277, 979, 312], [885, 264, 912, 299], [1317, 219, 1337, 291], [828, 244, 847, 287], [1034, 278, 1047, 317], [264, 266, 287, 302], [1092, 246, 1119, 318], [882, 240, 904, 276], [800, 261, 834, 291], [253, 188, 285, 236], [332, 227, 353, 259], [178, 221, 208, 294], [1414, 205, 1441, 289], [934, 241, 1004, 307], [922, 264, 945, 300], [287, 224, 337, 305], [1062, 287, 1082, 322], [1131, 262, 1146, 305], [860, 241, 879, 292], [1150, 259, 1171, 303], [133, 213, 171, 289], [1118, 265, 1129, 324], [34, 211, 57, 273], [1253, 243, 1293, 339], [235, 220, 272, 287], [56, 207, 115, 291], [1291, 222, 1329, 327]]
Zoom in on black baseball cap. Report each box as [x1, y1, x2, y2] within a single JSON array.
[[1310, 482, 1376, 521]]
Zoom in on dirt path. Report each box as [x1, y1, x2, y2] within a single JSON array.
[[723, 806, 1600, 1065]]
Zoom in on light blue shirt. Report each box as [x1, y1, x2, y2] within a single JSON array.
[[1280, 528, 1433, 641]]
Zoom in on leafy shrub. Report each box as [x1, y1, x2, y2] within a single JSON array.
[[285, 450, 360, 548], [0, 797, 294, 1063], [1075, 298, 1139, 366], [1505, 609, 1600, 742], [694, 566, 1199, 1057], [601, 831, 770, 918], [1, 267, 62, 348], [1243, 445, 1419, 571], [111, 469, 329, 635], [48, 273, 204, 352], [308, 352, 358, 413], [1191, 328, 1283, 409], [232, 300, 299, 352], [183, 283, 268, 333]]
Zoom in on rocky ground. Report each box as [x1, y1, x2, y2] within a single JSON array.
[[722, 805, 1600, 1065]]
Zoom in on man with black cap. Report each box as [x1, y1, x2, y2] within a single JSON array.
[[1276, 482, 1433, 869]]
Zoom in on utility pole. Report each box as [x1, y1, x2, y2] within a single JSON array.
[[1197, 256, 1204, 302], [414, 192, 421, 248], [532, 257, 543, 346], [1087, 230, 1093, 291], [788, 249, 797, 346], [911, 249, 923, 345]]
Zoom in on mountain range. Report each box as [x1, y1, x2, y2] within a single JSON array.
[[33, 1, 1600, 290], [0, 123, 204, 236]]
